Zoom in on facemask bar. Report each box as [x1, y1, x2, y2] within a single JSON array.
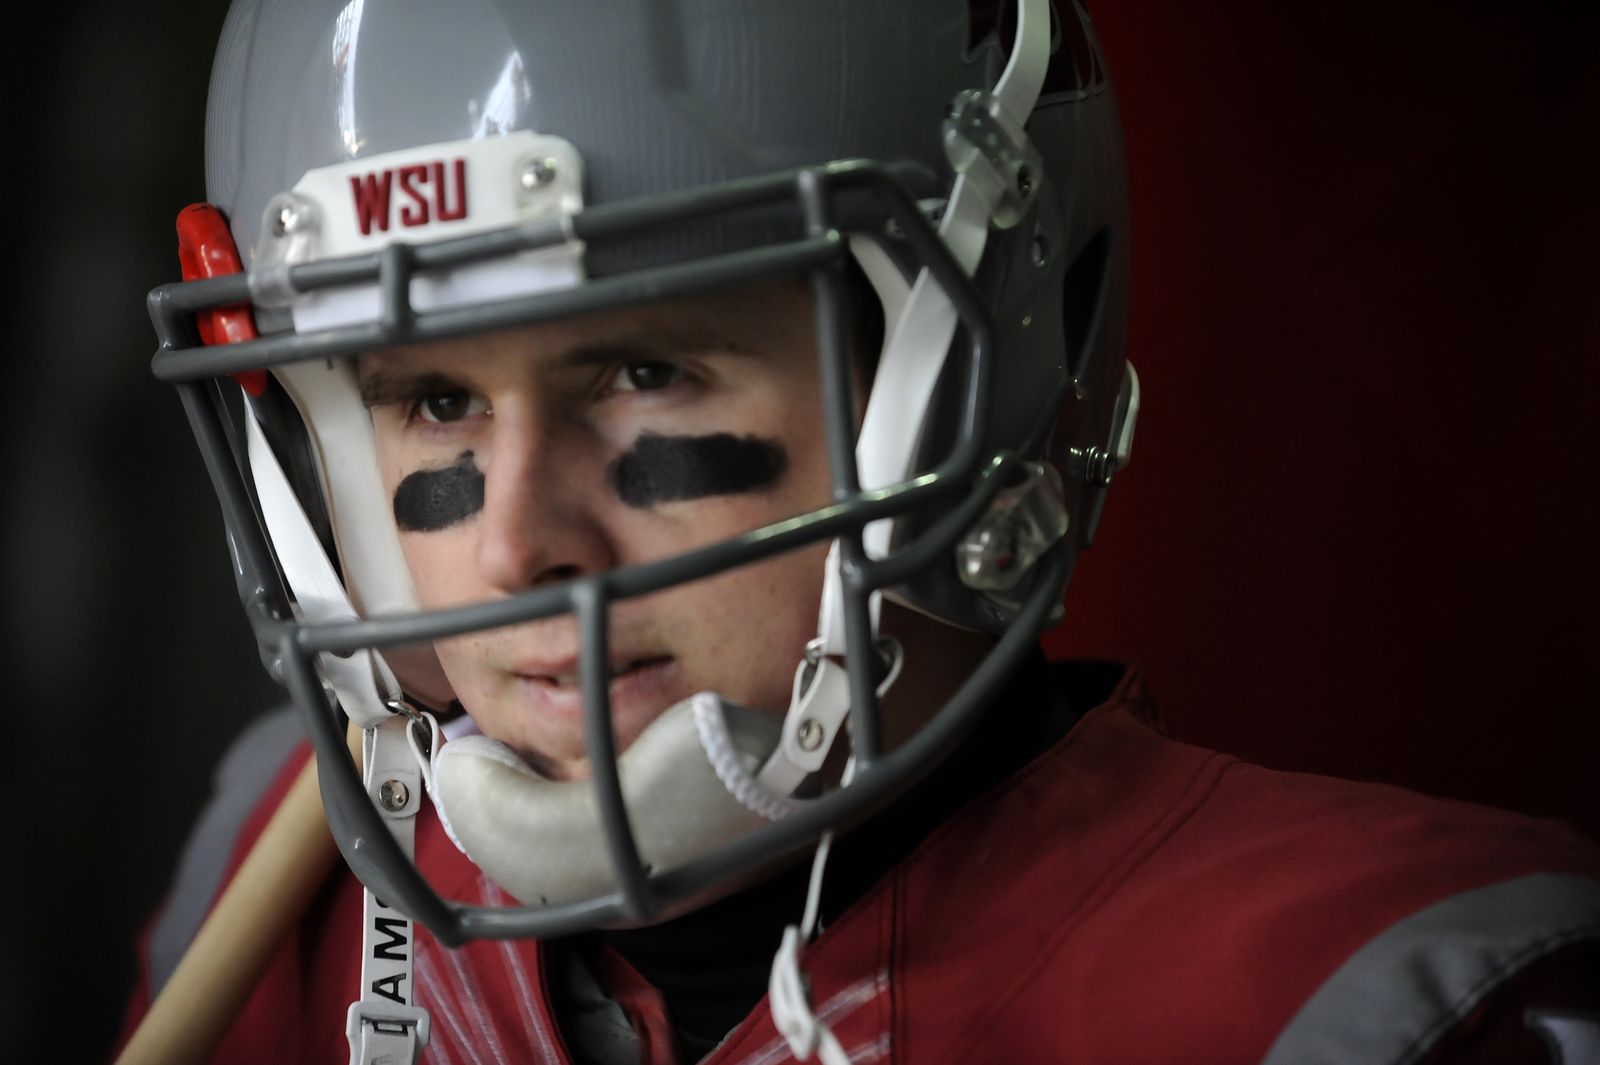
[[150, 159, 1061, 944]]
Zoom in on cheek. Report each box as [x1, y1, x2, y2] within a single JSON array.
[[396, 527, 479, 609], [681, 538, 832, 711]]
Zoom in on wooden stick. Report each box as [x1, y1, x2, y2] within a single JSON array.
[[116, 726, 362, 1065]]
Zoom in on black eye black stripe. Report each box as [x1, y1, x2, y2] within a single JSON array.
[[393, 451, 484, 532], [609, 432, 787, 508]]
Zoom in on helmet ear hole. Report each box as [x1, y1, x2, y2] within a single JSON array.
[[246, 376, 339, 576]]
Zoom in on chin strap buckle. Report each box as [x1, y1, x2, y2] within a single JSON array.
[[345, 1001, 430, 1065], [758, 646, 853, 796], [757, 637, 903, 798]]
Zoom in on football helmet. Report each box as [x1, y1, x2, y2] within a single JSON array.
[[151, 0, 1136, 946]]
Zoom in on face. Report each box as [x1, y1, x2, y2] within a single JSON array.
[[360, 278, 835, 780]]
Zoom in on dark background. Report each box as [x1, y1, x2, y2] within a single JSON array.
[[3, 2, 1594, 1062]]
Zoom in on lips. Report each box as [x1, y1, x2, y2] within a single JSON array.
[[515, 654, 674, 690], [507, 652, 682, 719], [499, 646, 686, 767]]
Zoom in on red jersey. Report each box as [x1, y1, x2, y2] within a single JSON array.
[[120, 666, 1600, 1063]]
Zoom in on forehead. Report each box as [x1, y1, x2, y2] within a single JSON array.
[[362, 275, 815, 372]]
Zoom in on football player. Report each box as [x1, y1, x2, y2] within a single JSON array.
[[121, 1, 1600, 1062]]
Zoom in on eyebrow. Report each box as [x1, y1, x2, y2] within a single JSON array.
[[358, 370, 461, 409], [356, 325, 759, 408]]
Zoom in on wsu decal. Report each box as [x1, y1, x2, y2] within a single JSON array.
[[349, 158, 468, 235]]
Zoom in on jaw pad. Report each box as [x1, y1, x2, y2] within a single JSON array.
[[433, 694, 785, 911]]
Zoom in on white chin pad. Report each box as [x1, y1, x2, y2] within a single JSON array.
[[434, 694, 784, 907]]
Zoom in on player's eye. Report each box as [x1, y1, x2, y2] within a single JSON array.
[[612, 361, 686, 393], [415, 389, 487, 423]]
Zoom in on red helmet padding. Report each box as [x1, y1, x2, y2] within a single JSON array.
[[176, 202, 268, 397]]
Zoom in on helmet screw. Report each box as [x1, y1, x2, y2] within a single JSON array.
[[1015, 164, 1033, 198], [378, 779, 411, 812], [1085, 447, 1117, 487], [272, 203, 298, 238], [797, 718, 825, 752], [521, 158, 558, 190]]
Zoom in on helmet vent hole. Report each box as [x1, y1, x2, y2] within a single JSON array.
[[966, 0, 1018, 57], [969, 2, 1106, 102], [967, 1, 1074, 73], [1062, 227, 1109, 381], [1041, 2, 1110, 102]]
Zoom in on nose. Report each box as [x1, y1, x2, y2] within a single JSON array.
[[474, 408, 615, 593]]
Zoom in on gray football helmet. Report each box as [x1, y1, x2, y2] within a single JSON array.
[[151, 0, 1137, 944]]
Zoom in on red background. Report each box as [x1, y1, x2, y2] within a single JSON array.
[[1046, 3, 1599, 836]]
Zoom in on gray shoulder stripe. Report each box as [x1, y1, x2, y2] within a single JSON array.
[[1261, 873, 1600, 1065], [147, 706, 304, 996]]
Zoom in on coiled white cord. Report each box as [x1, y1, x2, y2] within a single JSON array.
[[693, 694, 798, 822]]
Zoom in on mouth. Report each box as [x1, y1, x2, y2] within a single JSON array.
[[516, 655, 675, 691], [497, 653, 683, 778]]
